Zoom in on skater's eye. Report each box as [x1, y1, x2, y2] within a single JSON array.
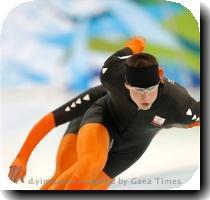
[[131, 83, 159, 94]]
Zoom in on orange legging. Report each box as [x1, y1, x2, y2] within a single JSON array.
[[40, 123, 113, 190]]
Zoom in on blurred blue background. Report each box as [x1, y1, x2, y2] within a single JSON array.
[[0, 0, 200, 92]]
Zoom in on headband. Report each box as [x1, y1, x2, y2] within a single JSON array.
[[125, 64, 160, 88]]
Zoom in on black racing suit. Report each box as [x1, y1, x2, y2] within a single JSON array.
[[52, 47, 200, 178]]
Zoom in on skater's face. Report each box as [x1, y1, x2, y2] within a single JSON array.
[[125, 83, 159, 110]]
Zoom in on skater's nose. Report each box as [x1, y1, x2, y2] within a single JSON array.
[[141, 92, 150, 101]]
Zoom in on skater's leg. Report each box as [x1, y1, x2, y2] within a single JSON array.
[[89, 171, 113, 190], [40, 133, 77, 190], [65, 123, 110, 190], [47, 163, 77, 190], [49, 123, 110, 190], [47, 166, 113, 190]]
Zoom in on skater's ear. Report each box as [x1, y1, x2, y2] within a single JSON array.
[[124, 82, 132, 90], [158, 67, 164, 84], [124, 82, 129, 89]]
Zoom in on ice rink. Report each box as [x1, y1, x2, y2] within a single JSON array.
[[1, 87, 200, 190]]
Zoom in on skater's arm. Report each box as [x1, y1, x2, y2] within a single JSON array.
[[173, 86, 200, 128], [11, 113, 55, 165], [164, 80, 200, 129], [100, 37, 145, 88], [14, 85, 106, 162], [179, 97, 200, 128], [53, 85, 107, 126], [8, 85, 107, 183], [102, 37, 146, 68]]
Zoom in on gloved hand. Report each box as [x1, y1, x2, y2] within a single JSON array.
[[8, 158, 27, 183], [125, 36, 146, 54]]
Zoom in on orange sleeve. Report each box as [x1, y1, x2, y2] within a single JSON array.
[[186, 121, 200, 128], [13, 113, 56, 164], [125, 37, 146, 54]]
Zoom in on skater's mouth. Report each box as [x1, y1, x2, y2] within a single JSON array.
[[141, 103, 150, 106]]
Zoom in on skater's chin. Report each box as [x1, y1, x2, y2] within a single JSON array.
[[137, 103, 152, 110]]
